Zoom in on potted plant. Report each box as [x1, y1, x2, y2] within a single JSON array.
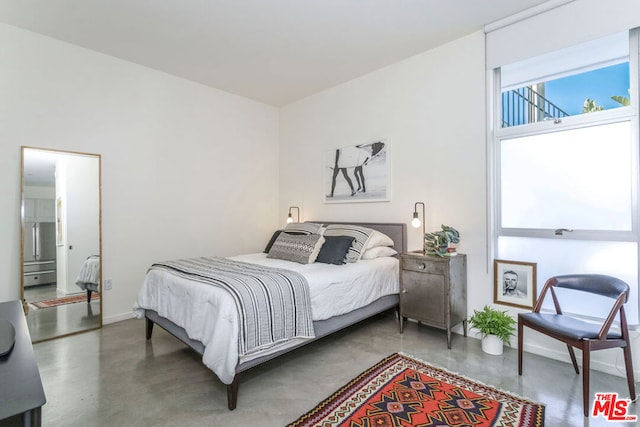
[[424, 225, 460, 257], [468, 305, 516, 355]]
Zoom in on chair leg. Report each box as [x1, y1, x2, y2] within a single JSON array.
[[582, 345, 590, 418], [567, 344, 579, 375], [623, 345, 637, 401], [518, 319, 523, 375]]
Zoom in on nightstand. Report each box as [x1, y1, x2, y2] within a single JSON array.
[[399, 252, 467, 349]]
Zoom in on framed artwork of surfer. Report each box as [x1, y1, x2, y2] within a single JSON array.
[[324, 139, 390, 203]]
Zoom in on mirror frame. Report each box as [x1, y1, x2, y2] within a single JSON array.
[[20, 146, 103, 342]]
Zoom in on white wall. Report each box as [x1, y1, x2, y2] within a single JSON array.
[[279, 30, 640, 378], [280, 31, 488, 330], [23, 186, 55, 199], [0, 23, 280, 322], [58, 154, 100, 294]]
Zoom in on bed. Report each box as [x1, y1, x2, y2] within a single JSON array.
[[133, 221, 406, 410], [75, 255, 100, 303]]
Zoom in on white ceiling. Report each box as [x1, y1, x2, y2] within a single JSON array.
[[0, 0, 550, 106]]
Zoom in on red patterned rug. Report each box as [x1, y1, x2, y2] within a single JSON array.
[[288, 353, 544, 427], [31, 293, 99, 309]]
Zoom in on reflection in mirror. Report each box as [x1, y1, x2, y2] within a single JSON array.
[[21, 147, 102, 342]]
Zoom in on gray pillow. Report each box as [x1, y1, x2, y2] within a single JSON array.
[[267, 233, 325, 264], [316, 235, 355, 265]]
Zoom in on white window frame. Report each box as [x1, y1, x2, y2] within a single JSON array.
[[489, 29, 640, 323]]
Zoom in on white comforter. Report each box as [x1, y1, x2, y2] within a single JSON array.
[[75, 255, 100, 289], [133, 253, 398, 384]]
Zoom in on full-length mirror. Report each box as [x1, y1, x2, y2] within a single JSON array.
[[21, 147, 102, 342]]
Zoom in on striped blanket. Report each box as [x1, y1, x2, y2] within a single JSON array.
[[150, 257, 315, 357]]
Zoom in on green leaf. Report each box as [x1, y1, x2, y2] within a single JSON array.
[[468, 305, 516, 346], [582, 98, 604, 113], [611, 95, 630, 106]]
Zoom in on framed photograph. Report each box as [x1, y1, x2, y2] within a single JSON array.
[[323, 139, 390, 203], [493, 259, 537, 309]]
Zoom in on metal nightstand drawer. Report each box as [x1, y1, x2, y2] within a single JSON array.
[[402, 256, 445, 275]]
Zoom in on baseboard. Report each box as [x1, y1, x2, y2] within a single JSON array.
[[522, 342, 640, 379], [103, 312, 135, 325], [463, 328, 639, 379]]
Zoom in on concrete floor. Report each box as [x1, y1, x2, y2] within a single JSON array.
[[24, 284, 63, 301], [19, 311, 640, 426]]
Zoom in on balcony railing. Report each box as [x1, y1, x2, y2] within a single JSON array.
[[502, 86, 569, 127]]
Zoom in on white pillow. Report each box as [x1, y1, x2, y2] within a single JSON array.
[[364, 230, 394, 250], [361, 246, 398, 260]]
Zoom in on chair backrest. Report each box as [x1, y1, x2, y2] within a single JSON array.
[[552, 274, 630, 303]]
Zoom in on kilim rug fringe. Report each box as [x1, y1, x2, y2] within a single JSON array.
[[288, 352, 545, 427]]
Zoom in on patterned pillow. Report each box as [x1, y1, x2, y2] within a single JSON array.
[[263, 230, 284, 253], [267, 233, 325, 264], [323, 224, 374, 263], [263, 230, 307, 253], [284, 222, 324, 235]]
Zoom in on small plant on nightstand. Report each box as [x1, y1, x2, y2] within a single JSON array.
[[424, 225, 460, 257], [468, 305, 516, 355]]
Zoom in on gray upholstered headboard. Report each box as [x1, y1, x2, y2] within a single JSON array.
[[312, 221, 407, 255]]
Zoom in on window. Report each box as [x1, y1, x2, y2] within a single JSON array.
[[500, 122, 634, 232], [502, 63, 630, 127], [500, 32, 630, 128], [493, 30, 640, 324]]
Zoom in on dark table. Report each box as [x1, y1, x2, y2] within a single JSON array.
[[0, 300, 46, 426]]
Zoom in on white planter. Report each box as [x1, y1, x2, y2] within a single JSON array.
[[481, 334, 504, 355]]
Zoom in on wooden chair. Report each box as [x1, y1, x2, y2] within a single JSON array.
[[518, 274, 636, 417]]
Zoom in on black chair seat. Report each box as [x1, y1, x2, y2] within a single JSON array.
[[518, 274, 635, 418], [519, 313, 622, 340]]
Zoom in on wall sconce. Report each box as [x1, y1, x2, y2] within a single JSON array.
[[286, 206, 300, 224], [412, 202, 425, 251]]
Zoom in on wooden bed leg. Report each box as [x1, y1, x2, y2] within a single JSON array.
[[227, 376, 240, 410], [146, 317, 154, 340], [395, 306, 403, 333]]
